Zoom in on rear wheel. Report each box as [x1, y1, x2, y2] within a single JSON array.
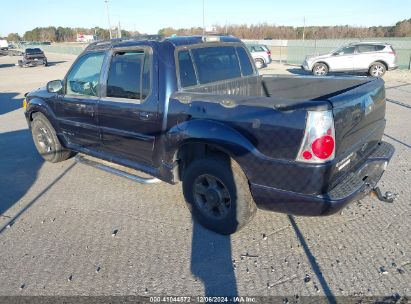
[[312, 63, 328, 76], [255, 58, 264, 69], [368, 62, 386, 77], [31, 113, 73, 163], [182, 157, 256, 235]]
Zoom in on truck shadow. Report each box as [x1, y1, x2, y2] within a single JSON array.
[[0, 92, 23, 115], [0, 129, 43, 217], [191, 223, 238, 297]]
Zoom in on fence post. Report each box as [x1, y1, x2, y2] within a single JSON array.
[[409, 54, 411, 70], [280, 44, 282, 64]]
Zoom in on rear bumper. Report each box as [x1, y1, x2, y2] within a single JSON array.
[[250, 141, 395, 216], [18, 59, 46, 66]]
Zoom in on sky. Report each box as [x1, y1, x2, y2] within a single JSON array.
[[0, 0, 410, 36]]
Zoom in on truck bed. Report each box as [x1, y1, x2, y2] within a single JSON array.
[[182, 74, 371, 103]]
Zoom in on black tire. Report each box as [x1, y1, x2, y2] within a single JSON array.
[[255, 58, 264, 69], [312, 63, 328, 76], [43, 60, 48, 67], [368, 62, 386, 77], [182, 157, 257, 235], [31, 113, 73, 163]]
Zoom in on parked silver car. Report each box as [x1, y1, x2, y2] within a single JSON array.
[[302, 42, 398, 77], [246, 44, 272, 69]]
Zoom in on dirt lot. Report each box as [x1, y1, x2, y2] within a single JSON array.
[[0, 52, 410, 301]]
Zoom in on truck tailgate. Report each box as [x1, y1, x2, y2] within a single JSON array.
[[329, 77, 386, 177]]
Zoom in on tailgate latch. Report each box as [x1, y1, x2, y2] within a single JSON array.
[[372, 186, 397, 203]]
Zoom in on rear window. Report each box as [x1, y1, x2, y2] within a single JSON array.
[[191, 46, 241, 84], [375, 45, 386, 51], [26, 48, 42, 54]]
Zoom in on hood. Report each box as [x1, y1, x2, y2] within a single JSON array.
[[305, 52, 332, 61], [27, 86, 52, 99]]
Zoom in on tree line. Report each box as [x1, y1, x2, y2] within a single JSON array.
[[160, 19, 411, 39], [5, 26, 136, 42], [4, 19, 411, 42]]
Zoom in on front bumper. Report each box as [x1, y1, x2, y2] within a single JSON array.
[[301, 62, 311, 71], [250, 141, 395, 216]]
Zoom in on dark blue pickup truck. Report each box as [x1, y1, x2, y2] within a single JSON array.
[[24, 36, 394, 234]]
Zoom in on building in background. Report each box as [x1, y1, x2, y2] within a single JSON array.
[[76, 34, 96, 43]]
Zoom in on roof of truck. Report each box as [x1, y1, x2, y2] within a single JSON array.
[[85, 35, 242, 51]]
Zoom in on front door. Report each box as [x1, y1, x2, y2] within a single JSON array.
[[97, 47, 161, 166], [54, 51, 105, 151], [327, 46, 356, 72]]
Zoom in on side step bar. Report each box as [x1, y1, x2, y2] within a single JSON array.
[[75, 155, 161, 184]]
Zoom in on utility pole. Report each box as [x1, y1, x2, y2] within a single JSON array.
[[202, 0, 205, 36], [118, 21, 122, 38], [302, 16, 305, 41], [105, 0, 112, 39]]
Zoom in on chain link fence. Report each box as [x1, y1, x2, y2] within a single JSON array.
[[21, 43, 86, 56]]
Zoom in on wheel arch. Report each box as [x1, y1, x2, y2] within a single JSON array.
[[369, 60, 388, 70], [165, 120, 256, 182]]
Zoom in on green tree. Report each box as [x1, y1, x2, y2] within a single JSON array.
[[7, 33, 21, 42]]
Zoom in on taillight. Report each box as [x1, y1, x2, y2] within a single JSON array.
[[267, 50, 271, 56], [296, 111, 336, 163]]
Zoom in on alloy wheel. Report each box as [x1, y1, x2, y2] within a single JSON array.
[[193, 174, 232, 220]]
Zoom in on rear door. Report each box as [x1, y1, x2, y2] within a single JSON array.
[[54, 51, 105, 150], [326, 46, 355, 71], [353, 44, 378, 70], [97, 46, 161, 166]]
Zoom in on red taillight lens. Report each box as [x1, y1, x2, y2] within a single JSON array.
[[311, 135, 335, 159], [296, 111, 335, 163], [267, 51, 271, 56]]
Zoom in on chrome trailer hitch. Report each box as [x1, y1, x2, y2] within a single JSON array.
[[371, 186, 397, 203]]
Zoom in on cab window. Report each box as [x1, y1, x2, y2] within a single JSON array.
[[236, 47, 254, 76], [106, 50, 150, 101], [66, 52, 105, 97]]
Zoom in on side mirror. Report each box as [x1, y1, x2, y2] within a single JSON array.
[[47, 80, 63, 93], [332, 52, 339, 56]]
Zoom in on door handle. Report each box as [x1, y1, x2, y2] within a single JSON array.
[[139, 112, 152, 120]]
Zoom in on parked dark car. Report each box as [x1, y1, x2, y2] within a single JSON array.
[[24, 36, 394, 234], [18, 48, 48, 67]]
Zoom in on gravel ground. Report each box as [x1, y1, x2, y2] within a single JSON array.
[[0, 53, 410, 302]]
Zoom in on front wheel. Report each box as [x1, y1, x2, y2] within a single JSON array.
[[31, 113, 73, 163], [312, 63, 328, 76], [182, 157, 257, 235], [369, 63, 386, 77]]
